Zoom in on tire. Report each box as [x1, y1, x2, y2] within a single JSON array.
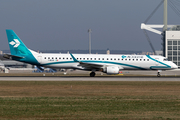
[[157, 73, 161, 77], [90, 72, 96, 77]]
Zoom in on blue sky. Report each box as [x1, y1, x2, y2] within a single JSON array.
[[0, 0, 180, 52]]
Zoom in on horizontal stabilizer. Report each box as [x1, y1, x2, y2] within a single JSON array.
[[3, 54, 24, 59]]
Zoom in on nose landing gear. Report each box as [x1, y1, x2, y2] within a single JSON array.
[[157, 70, 162, 77], [157, 72, 161, 77]]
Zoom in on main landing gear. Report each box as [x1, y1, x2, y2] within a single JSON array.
[[90, 72, 96, 77], [157, 70, 162, 77]]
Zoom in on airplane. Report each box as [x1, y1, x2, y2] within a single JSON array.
[[4, 29, 178, 77]]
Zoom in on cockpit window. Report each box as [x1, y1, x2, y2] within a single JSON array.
[[163, 58, 168, 61]]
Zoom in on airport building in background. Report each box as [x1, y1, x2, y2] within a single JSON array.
[[165, 26, 180, 67], [141, 24, 180, 68]]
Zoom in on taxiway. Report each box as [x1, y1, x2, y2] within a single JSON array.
[[0, 76, 180, 81]]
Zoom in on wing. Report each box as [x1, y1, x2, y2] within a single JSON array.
[[79, 61, 103, 69], [70, 53, 123, 70], [70, 53, 103, 70]]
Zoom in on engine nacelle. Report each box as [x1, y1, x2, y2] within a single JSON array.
[[104, 66, 120, 74]]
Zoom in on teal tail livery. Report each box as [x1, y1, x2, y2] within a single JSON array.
[[4, 30, 178, 77], [5, 30, 39, 65]]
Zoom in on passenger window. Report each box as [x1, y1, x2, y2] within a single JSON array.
[[52, 57, 54, 59], [140, 59, 142, 61], [99, 58, 100, 60], [90, 58, 92, 60], [83, 58, 85, 60], [114, 58, 116, 60], [136, 59, 138, 61], [144, 59, 145, 61], [66, 58, 68, 60], [102, 58, 104, 60], [44, 57, 46, 59], [111, 58, 112, 60], [129, 59, 131, 61], [87, 58, 89, 60], [133, 59, 134, 61], [107, 58, 109, 60], [59, 57, 61, 59], [147, 59, 149, 61], [48, 57, 50, 59], [63, 58, 65, 59], [122, 59, 123, 61], [94, 58, 96, 60]]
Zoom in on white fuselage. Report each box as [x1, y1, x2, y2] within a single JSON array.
[[32, 53, 178, 71]]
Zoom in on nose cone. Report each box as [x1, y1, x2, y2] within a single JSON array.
[[172, 63, 178, 69]]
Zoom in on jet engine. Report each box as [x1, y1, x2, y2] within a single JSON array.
[[103, 66, 120, 74]]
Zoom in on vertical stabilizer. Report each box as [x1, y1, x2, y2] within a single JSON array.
[[6, 30, 31, 56], [6, 30, 39, 65]]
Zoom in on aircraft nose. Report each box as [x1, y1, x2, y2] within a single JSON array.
[[172, 63, 178, 69]]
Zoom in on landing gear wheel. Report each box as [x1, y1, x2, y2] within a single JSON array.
[[90, 72, 96, 77], [157, 72, 161, 77]]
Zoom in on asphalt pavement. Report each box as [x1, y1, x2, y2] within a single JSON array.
[[0, 76, 179, 81]]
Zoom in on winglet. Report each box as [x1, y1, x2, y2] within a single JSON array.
[[70, 53, 79, 62]]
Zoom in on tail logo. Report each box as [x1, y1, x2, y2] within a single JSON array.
[[9, 39, 20, 48]]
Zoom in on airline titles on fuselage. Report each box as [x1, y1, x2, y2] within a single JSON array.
[[122, 55, 144, 59]]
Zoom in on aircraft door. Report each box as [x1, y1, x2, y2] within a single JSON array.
[[38, 56, 42, 63]]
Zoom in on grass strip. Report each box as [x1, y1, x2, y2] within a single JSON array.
[[0, 81, 180, 119]]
